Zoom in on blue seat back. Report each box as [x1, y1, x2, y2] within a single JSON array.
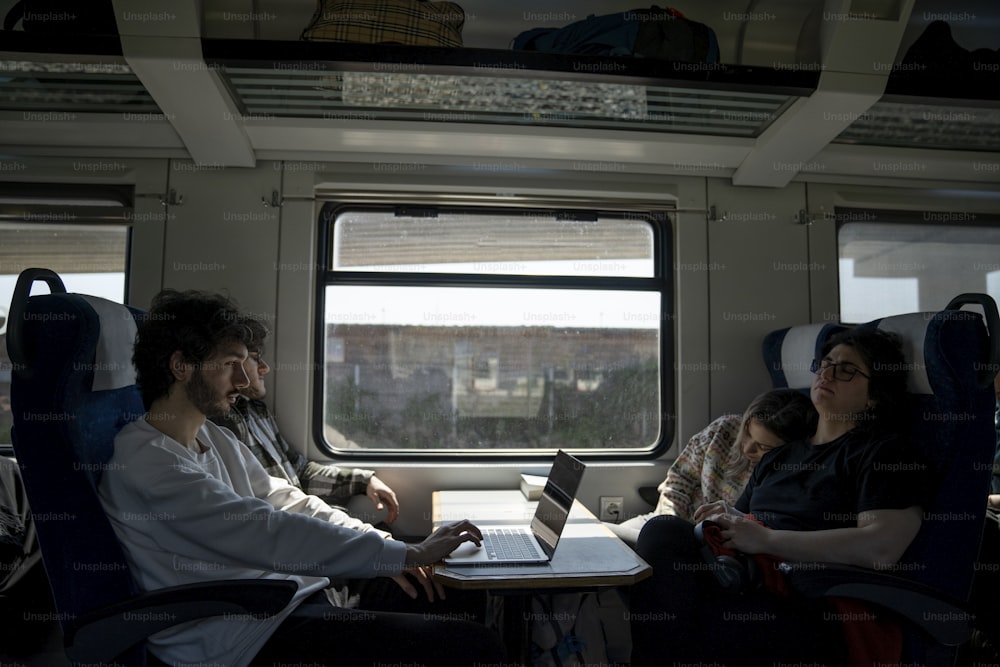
[[863, 309, 996, 600], [8, 269, 145, 637]]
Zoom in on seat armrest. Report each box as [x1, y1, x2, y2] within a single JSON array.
[[65, 579, 298, 663], [779, 562, 971, 646]]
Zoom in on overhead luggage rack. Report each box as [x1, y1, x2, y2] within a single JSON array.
[[203, 39, 813, 138], [0, 19, 996, 184], [0, 33, 164, 116], [834, 99, 1000, 153], [832, 59, 1000, 153], [0, 59, 161, 115]]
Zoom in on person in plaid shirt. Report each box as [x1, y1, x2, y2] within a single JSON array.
[[213, 318, 400, 524]]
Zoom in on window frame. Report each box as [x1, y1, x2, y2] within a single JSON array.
[[836, 207, 1000, 325], [313, 202, 674, 461], [0, 187, 133, 456]]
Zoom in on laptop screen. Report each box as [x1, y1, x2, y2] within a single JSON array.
[[530, 450, 586, 558]]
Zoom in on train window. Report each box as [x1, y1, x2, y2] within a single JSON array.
[[318, 206, 669, 454], [838, 209, 1000, 323], [0, 222, 129, 448]]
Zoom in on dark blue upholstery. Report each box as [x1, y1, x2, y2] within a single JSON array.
[[763, 300, 999, 665], [8, 269, 295, 666], [866, 311, 995, 602], [9, 277, 147, 663]]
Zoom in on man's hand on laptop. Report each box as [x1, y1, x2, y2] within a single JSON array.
[[393, 520, 483, 601], [405, 519, 484, 567]]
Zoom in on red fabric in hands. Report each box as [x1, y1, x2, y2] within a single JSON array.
[[700, 518, 903, 666]]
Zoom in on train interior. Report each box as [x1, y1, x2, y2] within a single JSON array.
[[0, 0, 999, 663]]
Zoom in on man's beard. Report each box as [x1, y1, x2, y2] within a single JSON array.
[[243, 381, 264, 401], [185, 369, 230, 418]]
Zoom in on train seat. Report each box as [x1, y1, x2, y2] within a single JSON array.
[[762, 294, 1000, 666], [7, 268, 295, 667]]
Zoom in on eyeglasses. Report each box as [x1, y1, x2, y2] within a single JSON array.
[[810, 358, 871, 382]]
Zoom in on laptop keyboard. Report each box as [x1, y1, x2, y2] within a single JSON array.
[[481, 528, 542, 561]]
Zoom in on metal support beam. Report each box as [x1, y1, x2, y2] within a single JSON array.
[[732, 0, 916, 187], [113, 0, 255, 167], [732, 71, 885, 187], [119, 36, 255, 167]]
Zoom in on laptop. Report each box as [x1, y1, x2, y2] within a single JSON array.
[[442, 450, 586, 566]]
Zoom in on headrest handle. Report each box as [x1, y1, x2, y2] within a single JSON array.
[[7, 268, 67, 372]]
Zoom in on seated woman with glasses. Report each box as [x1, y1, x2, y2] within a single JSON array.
[[606, 388, 816, 547], [629, 327, 929, 666]]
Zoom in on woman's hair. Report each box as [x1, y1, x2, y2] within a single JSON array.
[[133, 289, 258, 409], [725, 388, 818, 475], [820, 326, 908, 428]]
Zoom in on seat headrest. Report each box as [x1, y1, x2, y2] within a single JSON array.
[[762, 323, 847, 389], [78, 295, 137, 391], [766, 311, 985, 397], [867, 309, 990, 396], [867, 313, 933, 395]]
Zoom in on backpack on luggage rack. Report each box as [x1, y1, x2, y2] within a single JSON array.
[[512, 6, 719, 64]]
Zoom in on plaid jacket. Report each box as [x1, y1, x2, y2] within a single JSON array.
[[213, 397, 373, 506]]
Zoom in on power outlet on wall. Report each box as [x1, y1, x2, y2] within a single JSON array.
[[599, 496, 624, 523]]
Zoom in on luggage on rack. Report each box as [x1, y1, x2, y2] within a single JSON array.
[[3, 0, 117, 34], [512, 6, 719, 63], [301, 0, 465, 47], [899, 20, 999, 88]]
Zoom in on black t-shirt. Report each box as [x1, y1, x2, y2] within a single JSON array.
[[734, 428, 929, 531]]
